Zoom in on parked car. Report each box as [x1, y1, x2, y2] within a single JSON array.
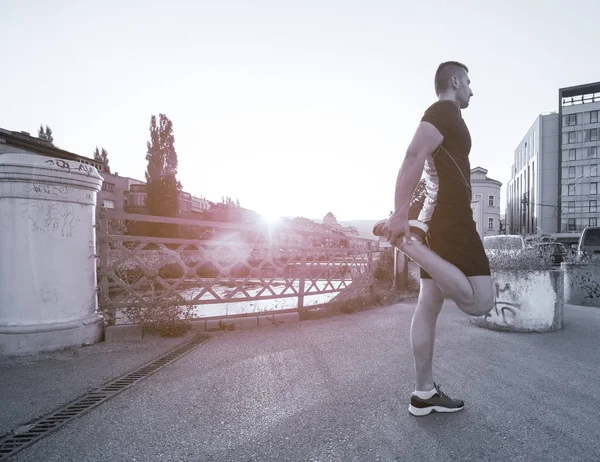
[[577, 226, 600, 260], [532, 242, 576, 266]]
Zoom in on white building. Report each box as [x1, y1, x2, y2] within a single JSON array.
[[470, 167, 502, 238], [505, 113, 560, 236], [558, 82, 600, 234]]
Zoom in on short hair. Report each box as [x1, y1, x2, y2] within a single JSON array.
[[434, 61, 469, 95]]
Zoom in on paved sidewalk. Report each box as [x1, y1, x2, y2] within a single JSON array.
[[2, 300, 600, 461]]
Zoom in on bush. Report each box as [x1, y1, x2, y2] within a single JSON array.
[[374, 249, 395, 281], [158, 262, 185, 279], [486, 248, 554, 271], [123, 283, 196, 337], [196, 262, 220, 278]]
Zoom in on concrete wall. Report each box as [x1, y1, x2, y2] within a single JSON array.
[[0, 153, 103, 355], [0, 144, 32, 156]]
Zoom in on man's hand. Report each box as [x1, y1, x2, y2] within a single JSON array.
[[385, 210, 411, 247]]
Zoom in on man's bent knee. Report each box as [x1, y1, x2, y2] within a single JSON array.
[[456, 276, 494, 317]]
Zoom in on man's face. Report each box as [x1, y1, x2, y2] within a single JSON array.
[[456, 70, 473, 109]]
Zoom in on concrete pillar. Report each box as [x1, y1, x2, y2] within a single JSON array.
[[470, 269, 564, 332], [562, 262, 600, 307], [0, 153, 103, 355]]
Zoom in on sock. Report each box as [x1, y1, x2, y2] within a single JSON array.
[[414, 388, 436, 399]]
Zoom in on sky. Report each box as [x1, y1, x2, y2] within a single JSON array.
[[2, 0, 600, 221]]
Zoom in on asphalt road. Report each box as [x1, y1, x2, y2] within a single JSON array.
[[10, 301, 600, 462]]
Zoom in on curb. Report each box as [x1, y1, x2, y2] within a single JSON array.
[[104, 312, 300, 342]]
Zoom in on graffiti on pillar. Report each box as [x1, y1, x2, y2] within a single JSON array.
[[581, 281, 600, 299], [45, 159, 95, 176], [485, 282, 523, 323], [21, 200, 81, 238], [25, 183, 74, 197]]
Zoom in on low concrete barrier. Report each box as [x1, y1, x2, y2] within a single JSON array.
[[471, 270, 564, 332], [562, 262, 600, 307]]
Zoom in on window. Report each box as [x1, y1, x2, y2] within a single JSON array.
[[585, 128, 598, 142], [591, 218, 598, 227], [488, 195, 494, 206], [568, 184, 575, 196], [569, 166, 576, 178], [568, 201, 575, 213], [568, 114, 577, 126], [568, 218, 576, 231], [101, 182, 115, 192], [568, 131, 576, 143], [593, 165, 599, 177], [590, 200, 597, 213], [488, 218, 494, 230], [592, 183, 598, 195], [102, 199, 115, 209], [569, 148, 576, 161], [591, 111, 599, 123], [590, 147, 598, 159]]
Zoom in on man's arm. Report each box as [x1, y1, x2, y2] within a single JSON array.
[[393, 121, 443, 214], [385, 121, 444, 245]]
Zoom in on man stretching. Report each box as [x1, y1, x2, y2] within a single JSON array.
[[374, 61, 494, 416]]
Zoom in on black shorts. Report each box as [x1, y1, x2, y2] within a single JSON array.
[[419, 210, 491, 279]]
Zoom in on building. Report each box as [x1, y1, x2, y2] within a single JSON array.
[[98, 171, 144, 211], [470, 167, 502, 238], [0, 127, 107, 172], [505, 113, 560, 236], [505, 81, 600, 243], [323, 212, 342, 230], [558, 82, 600, 234], [123, 182, 212, 218]]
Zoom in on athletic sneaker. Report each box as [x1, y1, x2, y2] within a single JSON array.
[[408, 383, 464, 416], [372, 218, 429, 245]]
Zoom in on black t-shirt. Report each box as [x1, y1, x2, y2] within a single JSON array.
[[419, 100, 472, 219]]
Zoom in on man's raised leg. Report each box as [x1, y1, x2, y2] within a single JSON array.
[[397, 239, 493, 317]]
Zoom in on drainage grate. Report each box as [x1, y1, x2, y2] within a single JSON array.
[[0, 334, 209, 460]]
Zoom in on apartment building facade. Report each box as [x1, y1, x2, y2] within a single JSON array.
[[558, 82, 600, 234]]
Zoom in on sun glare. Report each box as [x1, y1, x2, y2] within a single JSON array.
[[261, 214, 281, 225]]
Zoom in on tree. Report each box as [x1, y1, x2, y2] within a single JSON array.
[[145, 114, 181, 236], [93, 146, 110, 165], [38, 124, 53, 143]]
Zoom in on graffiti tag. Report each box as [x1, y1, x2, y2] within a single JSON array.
[[45, 159, 95, 176], [581, 281, 600, 299], [485, 282, 523, 323], [25, 183, 74, 196], [21, 201, 81, 238]]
